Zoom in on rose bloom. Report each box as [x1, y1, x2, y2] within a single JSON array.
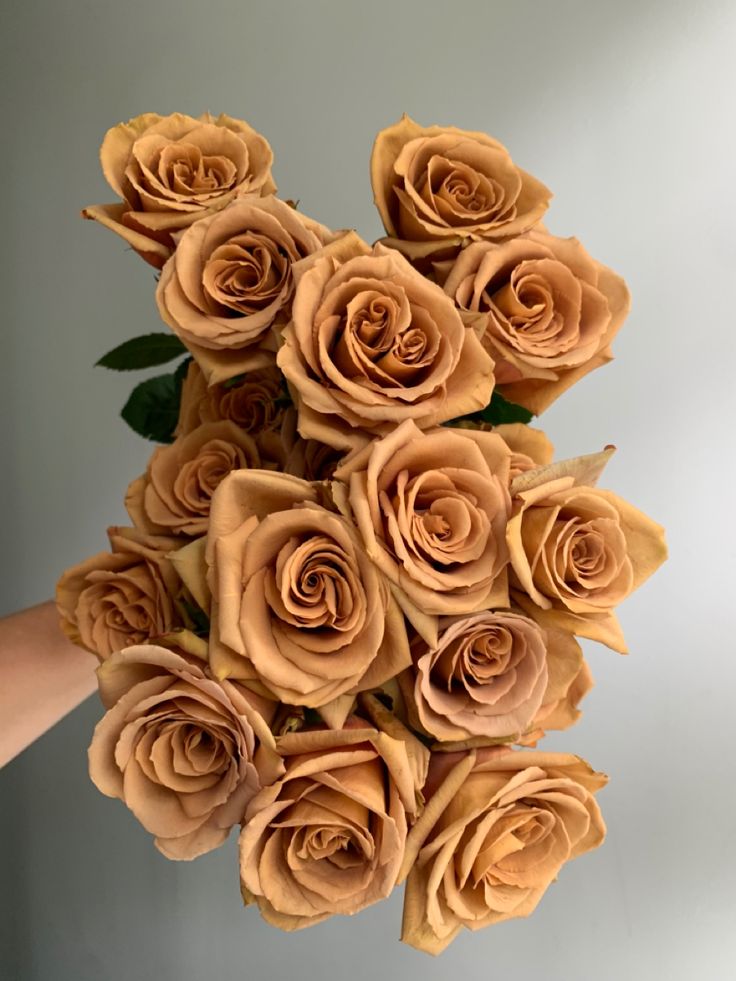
[[441, 230, 631, 413], [205, 470, 410, 715], [240, 717, 420, 929], [88, 643, 281, 860], [400, 747, 606, 953], [408, 610, 593, 752], [126, 420, 261, 538], [83, 112, 275, 268], [56, 526, 182, 660], [277, 232, 495, 452], [157, 196, 331, 383], [333, 420, 511, 644], [507, 469, 668, 652], [491, 422, 554, 478], [408, 610, 590, 743], [371, 115, 551, 262], [175, 359, 284, 437]]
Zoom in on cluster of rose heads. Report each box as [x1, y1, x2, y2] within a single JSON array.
[[57, 111, 667, 954]]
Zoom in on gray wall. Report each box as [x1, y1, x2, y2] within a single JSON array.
[[2, 1, 735, 978]]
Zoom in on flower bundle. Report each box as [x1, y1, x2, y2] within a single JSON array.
[[57, 112, 667, 953]]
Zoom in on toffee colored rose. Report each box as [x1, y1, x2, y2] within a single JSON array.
[[126, 421, 261, 538], [411, 611, 547, 742], [277, 232, 494, 452], [492, 422, 554, 478], [400, 748, 606, 953], [507, 468, 667, 652], [88, 644, 281, 860], [205, 470, 410, 713], [333, 419, 511, 644], [56, 526, 182, 661], [371, 115, 551, 262], [442, 231, 630, 413], [176, 359, 284, 437], [83, 112, 275, 268], [279, 407, 345, 481], [407, 614, 590, 746], [240, 717, 420, 929], [157, 196, 331, 382]]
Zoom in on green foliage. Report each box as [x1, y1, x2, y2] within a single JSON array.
[[462, 391, 534, 427], [120, 358, 191, 443], [96, 333, 187, 371]]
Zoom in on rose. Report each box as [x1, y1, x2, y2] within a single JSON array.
[[205, 470, 410, 716], [370, 115, 551, 262], [491, 422, 554, 478], [83, 112, 276, 268], [157, 196, 331, 383], [56, 526, 183, 660], [507, 466, 668, 652], [410, 611, 547, 742], [277, 232, 494, 452], [176, 359, 285, 437], [240, 715, 421, 929], [442, 231, 630, 413], [407, 612, 590, 744], [279, 407, 345, 481], [88, 644, 281, 860], [333, 419, 511, 644], [400, 748, 606, 953], [126, 421, 261, 538]]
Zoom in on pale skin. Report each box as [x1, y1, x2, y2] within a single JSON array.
[[0, 601, 97, 767]]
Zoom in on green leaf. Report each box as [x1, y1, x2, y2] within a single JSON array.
[[96, 333, 187, 371], [471, 392, 534, 427], [120, 367, 185, 443]]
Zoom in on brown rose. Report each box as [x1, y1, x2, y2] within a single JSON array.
[[400, 747, 606, 953], [279, 407, 345, 481], [277, 232, 495, 452], [88, 644, 281, 860], [406, 613, 590, 745], [333, 419, 511, 644], [176, 359, 284, 436], [492, 422, 554, 477], [83, 112, 276, 268], [205, 470, 410, 717], [240, 715, 421, 929], [56, 526, 182, 660], [126, 421, 261, 538], [442, 231, 630, 413], [371, 115, 551, 263], [507, 460, 668, 652], [157, 196, 331, 383]]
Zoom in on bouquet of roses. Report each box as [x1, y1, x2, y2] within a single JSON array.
[[56, 111, 667, 953]]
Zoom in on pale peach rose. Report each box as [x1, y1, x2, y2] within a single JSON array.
[[400, 748, 607, 954], [333, 420, 511, 644], [83, 112, 276, 268], [442, 231, 630, 413], [56, 526, 182, 661], [277, 232, 495, 452], [507, 464, 668, 652], [240, 716, 421, 930], [205, 470, 411, 715], [126, 421, 261, 538], [370, 115, 551, 263], [88, 644, 281, 860], [157, 196, 331, 383], [175, 359, 285, 437]]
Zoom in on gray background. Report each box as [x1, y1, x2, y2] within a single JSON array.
[[1, 0, 734, 978]]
